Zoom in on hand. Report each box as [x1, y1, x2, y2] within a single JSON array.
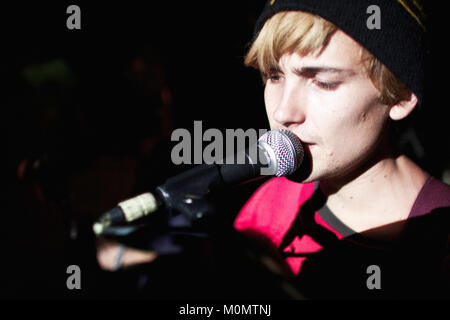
[[96, 238, 158, 271]]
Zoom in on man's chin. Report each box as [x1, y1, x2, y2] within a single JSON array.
[[285, 150, 315, 183]]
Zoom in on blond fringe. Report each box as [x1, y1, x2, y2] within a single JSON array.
[[245, 11, 411, 106]]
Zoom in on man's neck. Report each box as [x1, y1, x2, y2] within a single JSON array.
[[319, 154, 429, 235]]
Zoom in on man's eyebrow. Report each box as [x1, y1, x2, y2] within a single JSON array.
[[292, 66, 356, 76]]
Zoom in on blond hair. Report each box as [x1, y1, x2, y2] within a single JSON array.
[[245, 11, 411, 106]]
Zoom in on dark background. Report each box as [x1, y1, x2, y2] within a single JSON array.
[[4, 1, 448, 299]]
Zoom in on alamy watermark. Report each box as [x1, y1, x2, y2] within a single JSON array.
[[66, 264, 81, 290], [367, 5, 381, 29], [171, 121, 268, 166], [66, 5, 81, 30], [64, 5, 380, 33], [366, 264, 381, 290]]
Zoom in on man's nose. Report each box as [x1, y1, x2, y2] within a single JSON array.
[[272, 85, 306, 127]]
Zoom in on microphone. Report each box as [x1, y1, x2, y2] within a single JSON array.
[[93, 129, 304, 235]]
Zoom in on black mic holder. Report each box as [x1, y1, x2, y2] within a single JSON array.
[[96, 159, 262, 252], [155, 159, 261, 223], [98, 164, 243, 255], [155, 164, 224, 224]]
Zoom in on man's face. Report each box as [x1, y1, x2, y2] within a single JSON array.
[[264, 30, 391, 183]]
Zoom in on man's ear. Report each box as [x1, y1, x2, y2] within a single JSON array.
[[389, 93, 418, 121]]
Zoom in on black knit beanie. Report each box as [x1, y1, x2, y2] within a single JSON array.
[[253, 0, 427, 105]]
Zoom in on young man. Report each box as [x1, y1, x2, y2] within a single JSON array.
[[234, 0, 450, 299]]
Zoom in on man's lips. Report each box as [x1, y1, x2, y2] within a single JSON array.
[[275, 128, 316, 148]]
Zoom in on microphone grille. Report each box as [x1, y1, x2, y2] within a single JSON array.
[[259, 129, 304, 177]]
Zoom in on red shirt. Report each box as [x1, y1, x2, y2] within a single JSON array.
[[234, 176, 450, 285]]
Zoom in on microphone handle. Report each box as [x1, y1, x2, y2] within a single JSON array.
[[93, 192, 162, 235], [93, 142, 273, 236]]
